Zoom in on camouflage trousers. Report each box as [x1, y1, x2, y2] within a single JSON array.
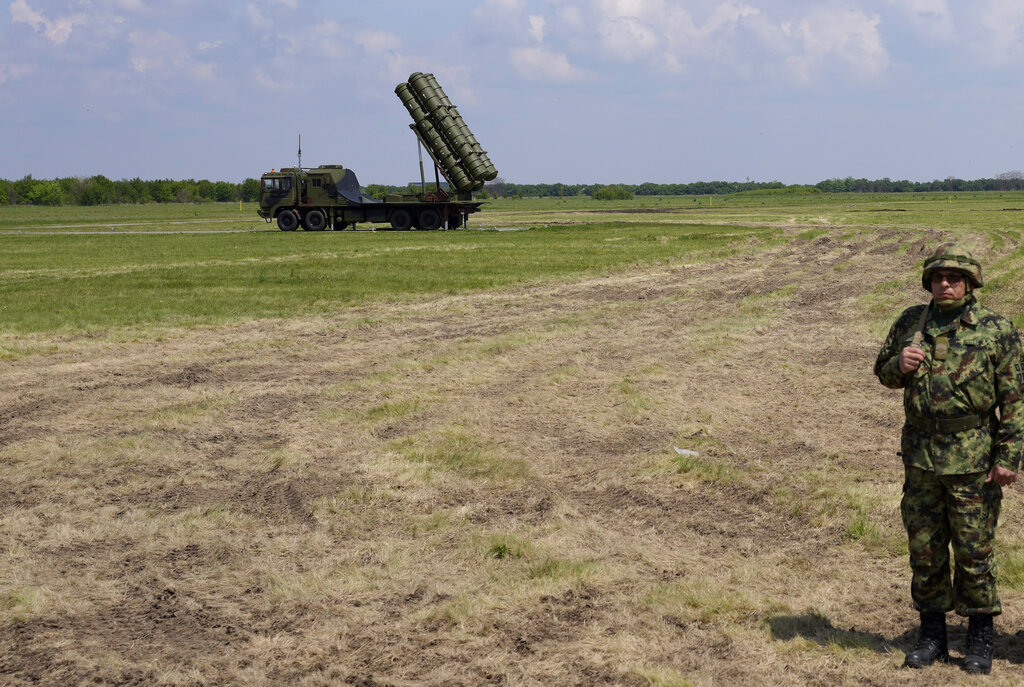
[[901, 466, 1002, 616]]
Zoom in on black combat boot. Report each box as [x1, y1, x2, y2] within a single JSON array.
[[904, 611, 949, 668], [962, 614, 995, 675]]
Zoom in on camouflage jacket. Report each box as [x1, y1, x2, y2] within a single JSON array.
[[874, 295, 1024, 474]]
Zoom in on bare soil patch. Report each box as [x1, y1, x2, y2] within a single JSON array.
[[5, 226, 1024, 685]]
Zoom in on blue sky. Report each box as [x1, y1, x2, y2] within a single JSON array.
[[2, 0, 1023, 185]]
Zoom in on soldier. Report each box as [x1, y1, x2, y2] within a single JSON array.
[[874, 243, 1024, 675]]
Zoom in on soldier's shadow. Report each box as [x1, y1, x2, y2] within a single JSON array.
[[766, 613, 1024, 664]]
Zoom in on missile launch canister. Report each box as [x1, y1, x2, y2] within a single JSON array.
[[395, 73, 497, 195]]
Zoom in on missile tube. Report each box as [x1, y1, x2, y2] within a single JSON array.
[[398, 72, 496, 189]]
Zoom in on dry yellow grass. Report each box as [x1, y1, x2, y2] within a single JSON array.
[[4, 225, 1024, 685]]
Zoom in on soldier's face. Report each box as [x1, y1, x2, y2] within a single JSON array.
[[930, 269, 967, 301]]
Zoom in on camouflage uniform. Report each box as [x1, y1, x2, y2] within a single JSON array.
[[875, 294, 1024, 615]]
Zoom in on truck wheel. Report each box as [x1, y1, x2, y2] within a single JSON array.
[[333, 220, 350, 231], [277, 210, 299, 231], [304, 209, 327, 231], [416, 208, 441, 230], [390, 209, 412, 231], [448, 213, 463, 229]]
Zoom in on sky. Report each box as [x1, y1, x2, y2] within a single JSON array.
[[2, 0, 1024, 186]]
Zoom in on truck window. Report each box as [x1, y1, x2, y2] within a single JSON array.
[[262, 177, 292, 192]]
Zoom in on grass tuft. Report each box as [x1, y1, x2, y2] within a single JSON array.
[[395, 429, 528, 481], [528, 558, 591, 581]]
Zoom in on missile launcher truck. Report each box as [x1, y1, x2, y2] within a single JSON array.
[[257, 72, 498, 231]]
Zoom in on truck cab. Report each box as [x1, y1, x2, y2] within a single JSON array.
[[257, 171, 298, 227]]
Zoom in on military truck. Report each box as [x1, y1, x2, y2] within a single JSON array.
[[257, 72, 497, 231]]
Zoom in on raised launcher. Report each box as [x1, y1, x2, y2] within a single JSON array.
[[395, 72, 498, 198], [257, 73, 497, 231]]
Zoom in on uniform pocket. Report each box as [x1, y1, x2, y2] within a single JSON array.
[[951, 345, 995, 412], [983, 480, 1003, 505], [983, 480, 1002, 530]]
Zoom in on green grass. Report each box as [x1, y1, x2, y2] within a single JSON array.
[[644, 578, 768, 623], [0, 219, 777, 335], [393, 429, 529, 481], [0, 201, 256, 231], [6, 191, 1024, 336]]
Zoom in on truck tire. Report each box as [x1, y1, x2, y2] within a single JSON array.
[[303, 209, 327, 231], [416, 208, 441, 231], [333, 220, 350, 231], [390, 209, 413, 231], [448, 213, 463, 229], [277, 210, 299, 231]]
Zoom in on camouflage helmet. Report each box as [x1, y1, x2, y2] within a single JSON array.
[[921, 243, 983, 290]]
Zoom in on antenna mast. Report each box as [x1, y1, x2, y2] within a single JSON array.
[[297, 134, 302, 169]]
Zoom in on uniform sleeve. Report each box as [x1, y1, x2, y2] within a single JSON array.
[[874, 307, 919, 389], [992, 323, 1024, 472]]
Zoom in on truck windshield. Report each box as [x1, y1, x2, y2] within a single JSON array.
[[262, 177, 292, 192]]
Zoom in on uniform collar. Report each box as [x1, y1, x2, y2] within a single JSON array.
[[933, 294, 978, 329], [959, 294, 980, 327]]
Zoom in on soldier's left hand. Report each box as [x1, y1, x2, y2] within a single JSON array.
[[986, 465, 1017, 486]]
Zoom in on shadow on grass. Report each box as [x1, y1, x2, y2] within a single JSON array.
[[766, 613, 1024, 664], [766, 614, 900, 653]]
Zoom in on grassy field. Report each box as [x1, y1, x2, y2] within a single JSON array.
[[0, 221, 776, 337], [4, 194, 1024, 685]]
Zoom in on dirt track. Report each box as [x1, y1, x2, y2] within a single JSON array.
[[4, 226, 1024, 685]]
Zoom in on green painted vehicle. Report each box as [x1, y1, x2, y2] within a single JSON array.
[[257, 73, 495, 232], [257, 164, 481, 231]]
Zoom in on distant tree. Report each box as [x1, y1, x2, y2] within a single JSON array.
[[149, 179, 175, 203], [211, 181, 236, 202], [362, 184, 388, 199], [592, 185, 633, 200], [121, 177, 152, 203], [77, 175, 116, 205], [484, 176, 506, 198], [26, 179, 64, 205], [240, 178, 260, 202], [196, 179, 214, 201]]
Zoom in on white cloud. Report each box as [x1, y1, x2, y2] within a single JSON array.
[[883, 0, 954, 40], [0, 62, 34, 84], [510, 45, 585, 82], [197, 41, 221, 52], [252, 66, 290, 92], [10, 0, 45, 27], [246, 3, 270, 30], [598, 15, 661, 62], [657, 51, 684, 74], [976, 0, 1024, 63], [355, 29, 401, 56], [889, 0, 950, 16], [704, 1, 761, 35], [108, 0, 147, 12], [10, 0, 87, 44], [552, 4, 586, 34], [470, 0, 529, 39], [128, 29, 215, 81], [528, 15, 545, 43], [782, 9, 888, 83]]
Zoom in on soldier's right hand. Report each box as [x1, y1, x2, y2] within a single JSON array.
[[899, 345, 926, 374]]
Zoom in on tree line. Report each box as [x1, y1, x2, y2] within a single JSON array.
[[481, 176, 1024, 198], [0, 175, 262, 206], [4, 173, 1024, 206]]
